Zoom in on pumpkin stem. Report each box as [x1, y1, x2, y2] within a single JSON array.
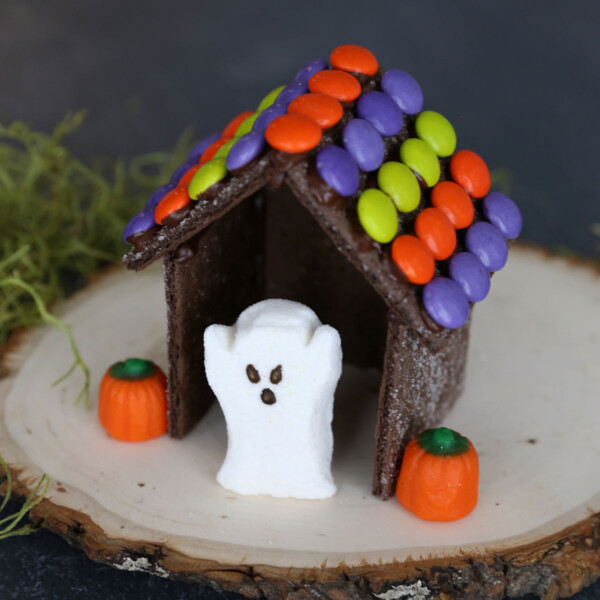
[[417, 427, 470, 457], [109, 358, 156, 381]]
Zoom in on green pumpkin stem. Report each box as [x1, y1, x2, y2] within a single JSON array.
[[109, 358, 156, 381], [417, 427, 470, 457]]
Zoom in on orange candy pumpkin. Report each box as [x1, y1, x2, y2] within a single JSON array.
[[396, 427, 479, 521], [98, 358, 168, 442]]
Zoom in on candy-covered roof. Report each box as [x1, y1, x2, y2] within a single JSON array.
[[123, 44, 521, 333]]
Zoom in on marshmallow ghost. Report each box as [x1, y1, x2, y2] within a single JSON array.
[[204, 299, 342, 499]]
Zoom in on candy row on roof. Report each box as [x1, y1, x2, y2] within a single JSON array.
[[123, 44, 522, 331]]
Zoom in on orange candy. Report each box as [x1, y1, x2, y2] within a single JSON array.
[[265, 114, 322, 154], [431, 181, 474, 229], [396, 428, 479, 522], [222, 110, 254, 139], [177, 164, 201, 186], [154, 187, 190, 225], [330, 44, 379, 76], [99, 359, 168, 443], [308, 69, 362, 102], [391, 235, 435, 284], [449, 150, 491, 199], [200, 137, 228, 164], [288, 93, 343, 129], [414, 207, 457, 260]]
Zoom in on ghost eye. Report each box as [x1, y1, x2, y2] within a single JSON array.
[[246, 364, 260, 384], [270, 365, 282, 385]]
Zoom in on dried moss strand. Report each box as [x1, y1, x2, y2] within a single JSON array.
[[0, 245, 31, 272], [68, 239, 118, 262], [0, 455, 12, 515], [0, 454, 49, 540], [0, 277, 90, 408]]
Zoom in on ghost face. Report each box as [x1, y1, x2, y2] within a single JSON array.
[[245, 363, 281, 405], [204, 300, 342, 499], [207, 325, 338, 422]]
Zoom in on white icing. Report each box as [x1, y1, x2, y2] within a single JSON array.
[[204, 299, 342, 499]]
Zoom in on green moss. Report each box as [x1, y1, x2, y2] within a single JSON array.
[[0, 112, 191, 405], [0, 111, 191, 344]]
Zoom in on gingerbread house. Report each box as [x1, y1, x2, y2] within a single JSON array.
[[122, 45, 521, 499]]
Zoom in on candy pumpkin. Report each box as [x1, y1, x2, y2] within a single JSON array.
[[396, 427, 478, 521], [98, 358, 168, 442]]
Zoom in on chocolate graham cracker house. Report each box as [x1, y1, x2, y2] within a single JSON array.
[[122, 44, 521, 499]]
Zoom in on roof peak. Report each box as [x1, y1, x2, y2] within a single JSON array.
[[123, 44, 521, 333]]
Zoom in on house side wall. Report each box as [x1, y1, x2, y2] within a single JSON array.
[[373, 313, 471, 499], [164, 196, 265, 438]]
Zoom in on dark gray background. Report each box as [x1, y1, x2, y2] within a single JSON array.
[[1, 1, 599, 598]]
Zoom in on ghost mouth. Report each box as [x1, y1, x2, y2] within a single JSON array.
[[261, 388, 276, 405]]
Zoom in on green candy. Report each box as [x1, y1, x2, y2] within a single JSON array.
[[257, 85, 285, 112], [188, 158, 227, 198], [357, 189, 398, 243], [213, 138, 236, 160], [235, 112, 259, 137], [377, 162, 421, 213], [415, 110, 457, 157], [399, 138, 441, 187]]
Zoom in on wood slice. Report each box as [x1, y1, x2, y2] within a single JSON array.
[[1, 245, 600, 600]]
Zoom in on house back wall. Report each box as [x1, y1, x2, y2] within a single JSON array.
[[264, 185, 388, 369]]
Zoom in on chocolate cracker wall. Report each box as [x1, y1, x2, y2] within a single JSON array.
[[373, 313, 470, 499], [164, 196, 264, 437], [264, 185, 388, 368]]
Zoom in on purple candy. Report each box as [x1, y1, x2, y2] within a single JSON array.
[[123, 208, 157, 243], [423, 277, 470, 329], [356, 91, 404, 136], [170, 158, 197, 184], [188, 132, 221, 161], [449, 252, 491, 302], [276, 80, 308, 105], [295, 58, 328, 83], [226, 132, 265, 171], [146, 183, 175, 210], [380, 69, 424, 115], [316, 145, 360, 197], [465, 221, 508, 272], [483, 191, 522, 239], [342, 118, 385, 172], [252, 102, 288, 134]]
